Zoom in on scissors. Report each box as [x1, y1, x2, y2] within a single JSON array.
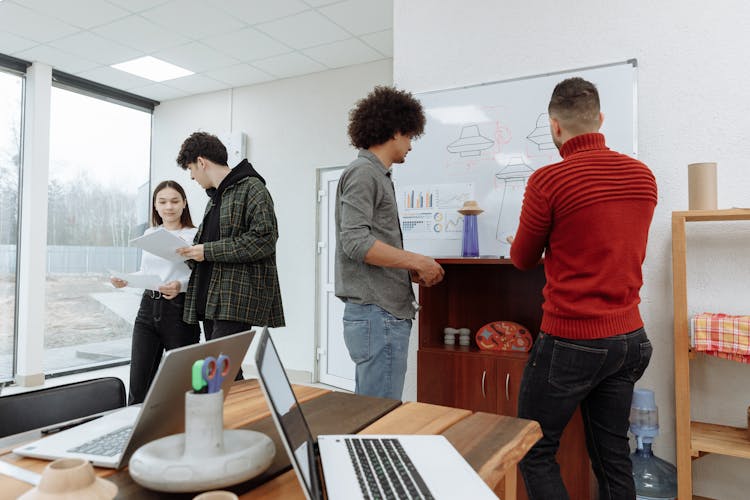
[[201, 354, 230, 394]]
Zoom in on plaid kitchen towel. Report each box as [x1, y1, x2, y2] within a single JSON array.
[[692, 313, 750, 363]]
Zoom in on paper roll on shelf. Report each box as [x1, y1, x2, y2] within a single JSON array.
[[688, 162, 717, 210]]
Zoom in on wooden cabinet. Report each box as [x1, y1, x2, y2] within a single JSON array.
[[672, 209, 750, 499], [416, 258, 591, 500]]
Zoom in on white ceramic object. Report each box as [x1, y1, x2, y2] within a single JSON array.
[[193, 491, 239, 500], [458, 327, 471, 346], [444, 327, 459, 345], [18, 458, 117, 500], [128, 390, 275, 493]]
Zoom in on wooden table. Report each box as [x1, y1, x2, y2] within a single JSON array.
[[0, 380, 541, 499]]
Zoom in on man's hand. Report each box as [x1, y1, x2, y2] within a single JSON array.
[[506, 235, 514, 245], [176, 244, 205, 262], [413, 255, 445, 287], [159, 280, 182, 300]]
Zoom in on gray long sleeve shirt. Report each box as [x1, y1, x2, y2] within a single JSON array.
[[334, 150, 416, 320]]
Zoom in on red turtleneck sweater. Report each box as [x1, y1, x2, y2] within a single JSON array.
[[510, 133, 657, 339]]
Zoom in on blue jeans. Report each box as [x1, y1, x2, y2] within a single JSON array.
[[342, 303, 412, 400], [518, 328, 652, 500]]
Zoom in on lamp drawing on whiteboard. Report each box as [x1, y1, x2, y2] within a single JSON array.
[[526, 113, 556, 151], [447, 124, 494, 157], [495, 156, 535, 242]]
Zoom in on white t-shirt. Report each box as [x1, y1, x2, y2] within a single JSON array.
[[139, 226, 197, 293]]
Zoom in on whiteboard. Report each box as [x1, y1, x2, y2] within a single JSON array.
[[393, 60, 637, 258]]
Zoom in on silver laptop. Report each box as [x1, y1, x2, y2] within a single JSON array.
[[14, 330, 254, 469], [254, 328, 497, 500]]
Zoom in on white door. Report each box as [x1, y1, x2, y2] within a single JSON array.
[[316, 167, 354, 390]]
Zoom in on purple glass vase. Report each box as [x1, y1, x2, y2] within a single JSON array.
[[461, 214, 479, 257]]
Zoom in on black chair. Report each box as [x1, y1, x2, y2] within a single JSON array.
[[0, 377, 126, 438]]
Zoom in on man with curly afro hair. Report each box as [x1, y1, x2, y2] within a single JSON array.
[[334, 86, 444, 400], [175, 132, 285, 381]]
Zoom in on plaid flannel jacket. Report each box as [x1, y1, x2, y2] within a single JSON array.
[[184, 176, 285, 327]]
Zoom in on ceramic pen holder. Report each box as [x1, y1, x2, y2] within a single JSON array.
[[128, 390, 275, 493]]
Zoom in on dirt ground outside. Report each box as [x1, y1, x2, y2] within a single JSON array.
[[0, 274, 132, 355]]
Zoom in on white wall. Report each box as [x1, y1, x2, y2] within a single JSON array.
[[394, 0, 750, 498], [151, 59, 392, 372]]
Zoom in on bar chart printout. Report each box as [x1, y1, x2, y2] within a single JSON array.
[[398, 183, 473, 240]]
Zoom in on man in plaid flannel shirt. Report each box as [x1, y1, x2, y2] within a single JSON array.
[[177, 132, 285, 379]]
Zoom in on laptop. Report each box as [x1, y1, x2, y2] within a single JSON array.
[[254, 328, 497, 500], [14, 330, 254, 469]]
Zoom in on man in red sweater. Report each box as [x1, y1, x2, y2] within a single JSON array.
[[510, 77, 657, 500]]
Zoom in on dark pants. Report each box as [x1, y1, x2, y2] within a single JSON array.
[[518, 328, 652, 500], [202, 319, 253, 381], [129, 292, 200, 405]]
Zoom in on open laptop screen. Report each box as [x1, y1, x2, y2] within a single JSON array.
[[256, 330, 323, 500]]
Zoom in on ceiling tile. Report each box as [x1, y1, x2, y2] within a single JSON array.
[[53, 32, 141, 65], [252, 52, 326, 79], [77, 66, 154, 90], [140, 0, 245, 38], [304, 38, 383, 68], [361, 29, 392, 56], [17, 0, 129, 29], [154, 42, 240, 74], [128, 82, 188, 101], [0, 2, 79, 43], [256, 10, 350, 50], [213, 0, 310, 25], [15, 45, 99, 74], [202, 27, 292, 62], [0, 31, 38, 55], [210, 64, 275, 87], [164, 74, 229, 94], [105, 0, 171, 13], [320, 0, 392, 35], [92, 16, 189, 52]]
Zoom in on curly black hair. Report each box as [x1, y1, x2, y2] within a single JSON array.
[[176, 131, 228, 169], [348, 86, 426, 149]]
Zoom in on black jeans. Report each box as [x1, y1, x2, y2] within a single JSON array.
[[128, 292, 200, 405], [518, 328, 652, 500], [202, 319, 253, 381]]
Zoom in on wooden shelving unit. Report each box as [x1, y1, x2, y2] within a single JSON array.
[[672, 209, 750, 498], [417, 258, 591, 500]]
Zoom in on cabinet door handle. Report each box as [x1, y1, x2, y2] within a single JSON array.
[[481, 370, 486, 398], [505, 373, 510, 401]]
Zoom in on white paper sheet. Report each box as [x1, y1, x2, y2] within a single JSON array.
[[108, 270, 163, 290], [129, 228, 190, 262]]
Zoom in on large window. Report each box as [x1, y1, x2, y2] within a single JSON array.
[[0, 70, 23, 381], [45, 87, 151, 374]]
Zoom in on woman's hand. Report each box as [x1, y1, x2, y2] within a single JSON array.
[[110, 277, 127, 289], [159, 280, 181, 300]]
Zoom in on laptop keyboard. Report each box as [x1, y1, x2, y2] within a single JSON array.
[[68, 425, 132, 457], [345, 438, 434, 500]]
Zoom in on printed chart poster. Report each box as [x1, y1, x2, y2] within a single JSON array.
[[397, 183, 474, 240]]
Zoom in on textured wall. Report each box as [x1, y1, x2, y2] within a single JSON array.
[[395, 1, 750, 497]]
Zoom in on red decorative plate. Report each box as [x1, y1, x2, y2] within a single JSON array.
[[475, 321, 533, 352]]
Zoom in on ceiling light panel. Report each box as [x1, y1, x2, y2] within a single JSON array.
[[112, 56, 193, 82]]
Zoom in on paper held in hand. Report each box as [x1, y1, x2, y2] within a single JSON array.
[[108, 270, 162, 290], [129, 228, 190, 263]]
